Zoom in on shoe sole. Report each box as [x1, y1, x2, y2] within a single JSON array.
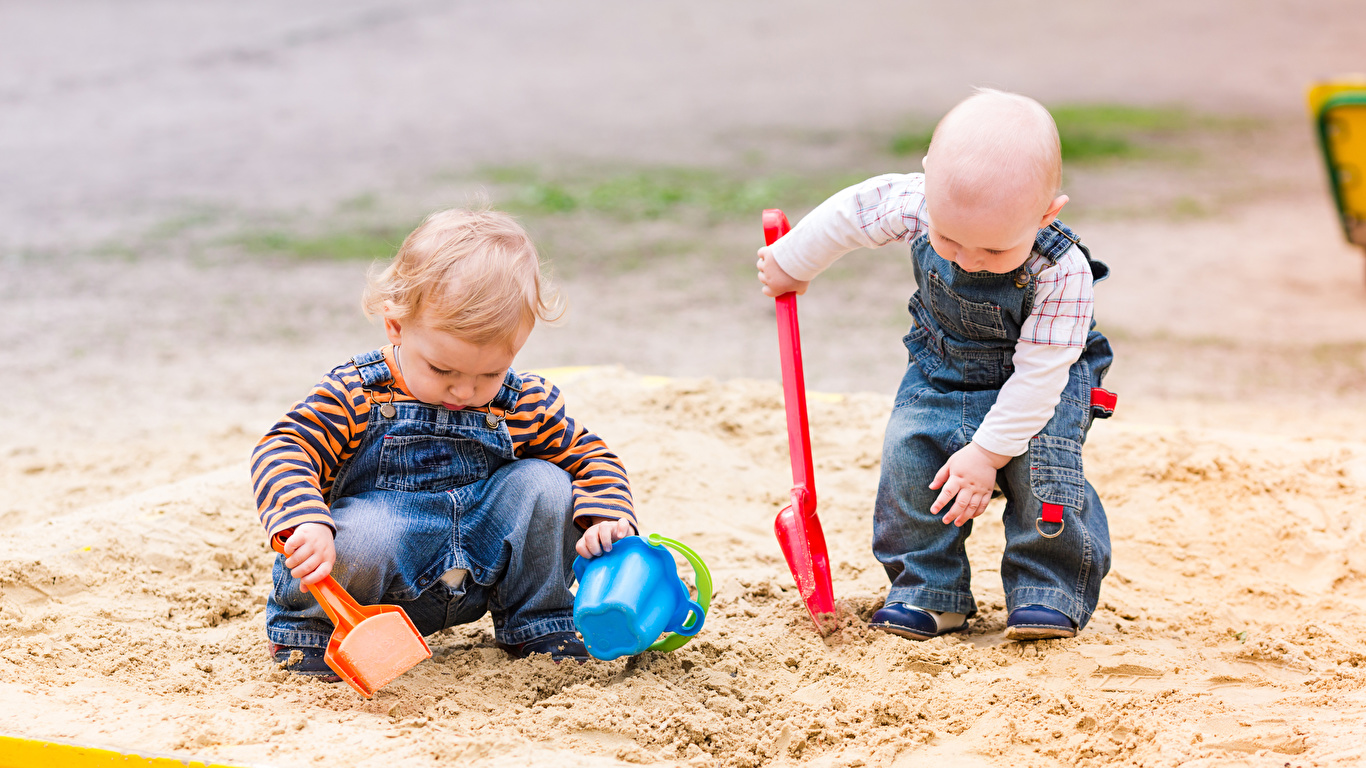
[[497, 643, 590, 663], [869, 621, 967, 641], [1005, 625, 1077, 641]]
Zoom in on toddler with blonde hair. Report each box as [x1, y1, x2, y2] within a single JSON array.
[[757, 89, 1116, 641], [253, 208, 635, 671]]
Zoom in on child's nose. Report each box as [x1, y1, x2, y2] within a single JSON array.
[[450, 379, 475, 401]]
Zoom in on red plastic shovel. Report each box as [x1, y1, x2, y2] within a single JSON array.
[[764, 209, 837, 632], [271, 529, 431, 697]]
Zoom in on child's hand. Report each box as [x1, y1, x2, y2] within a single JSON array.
[[756, 246, 810, 298], [281, 522, 336, 591], [929, 443, 1011, 527], [576, 517, 635, 559]]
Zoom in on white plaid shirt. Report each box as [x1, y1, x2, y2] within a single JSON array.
[[770, 173, 1097, 456], [772, 173, 1094, 348]]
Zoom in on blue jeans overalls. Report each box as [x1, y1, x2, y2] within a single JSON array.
[[873, 222, 1115, 629], [266, 349, 581, 649]]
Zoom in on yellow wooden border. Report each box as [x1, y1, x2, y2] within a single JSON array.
[[0, 734, 254, 768]]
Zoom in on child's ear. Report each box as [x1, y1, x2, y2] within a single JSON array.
[[1039, 194, 1069, 228], [383, 315, 404, 346]]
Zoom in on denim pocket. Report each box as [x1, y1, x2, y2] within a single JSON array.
[[376, 435, 488, 492], [928, 273, 1008, 340], [1028, 434, 1085, 509], [959, 301, 1007, 340]]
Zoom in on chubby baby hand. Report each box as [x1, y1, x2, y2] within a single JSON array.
[[929, 443, 1011, 527], [281, 522, 336, 591], [576, 517, 636, 559], [756, 246, 810, 298]]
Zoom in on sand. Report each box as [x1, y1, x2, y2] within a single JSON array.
[[5, 3, 1366, 765], [2, 368, 1365, 767]]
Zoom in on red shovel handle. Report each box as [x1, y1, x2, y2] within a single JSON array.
[[764, 209, 816, 516]]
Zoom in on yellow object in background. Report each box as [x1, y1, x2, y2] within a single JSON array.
[[0, 734, 252, 768], [1309, 78, 1366, 251]]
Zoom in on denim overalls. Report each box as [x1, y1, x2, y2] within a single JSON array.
[[266, 349, 580, 649], [873, 222, 1115, 630]]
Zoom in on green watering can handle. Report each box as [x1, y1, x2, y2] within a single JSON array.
[[646, 533, 712, 653]]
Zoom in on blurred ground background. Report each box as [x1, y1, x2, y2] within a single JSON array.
[[5, 1, 1366, 420], [3, 1, 1366, 766]]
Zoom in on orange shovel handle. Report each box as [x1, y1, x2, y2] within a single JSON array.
[[271, 529, 366, 634]]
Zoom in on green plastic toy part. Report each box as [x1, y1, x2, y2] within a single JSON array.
[[646, 533, 712, 653]]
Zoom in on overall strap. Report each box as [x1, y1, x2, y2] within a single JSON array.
[[1033, 221, 1081, 263], [490, 369, 524, 411], [1039, 221, 1109, 283], [350, 348, 395, 388]]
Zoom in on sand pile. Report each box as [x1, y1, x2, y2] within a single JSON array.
[[2, 368, 1365, 767]]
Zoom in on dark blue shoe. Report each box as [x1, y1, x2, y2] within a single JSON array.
[[869, 602, 968, 641], [500, 631, 590, 662], [1005, 605, 1077, 640], [269, 643, 341, 682]]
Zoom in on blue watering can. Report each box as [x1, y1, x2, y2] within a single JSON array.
[[572, 534, 712, 661]]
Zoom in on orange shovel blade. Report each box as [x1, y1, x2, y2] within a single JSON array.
[[272, 530, 431, 698], [324, 607, 432, 698]]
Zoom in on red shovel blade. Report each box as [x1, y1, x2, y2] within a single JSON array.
[[775, 492, 836, 624], [765, 209, 836, 631]]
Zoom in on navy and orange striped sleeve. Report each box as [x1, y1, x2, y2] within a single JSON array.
[[250, 364, 372, 537], [507, 374, 636, 529]]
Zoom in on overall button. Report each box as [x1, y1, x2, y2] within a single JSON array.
[[1014, 272, 1030, 288], [417, 576, 431, 586]]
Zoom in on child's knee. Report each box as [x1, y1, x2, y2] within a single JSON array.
[[508, 459, 574, 515], [329, 499, 408, 589]]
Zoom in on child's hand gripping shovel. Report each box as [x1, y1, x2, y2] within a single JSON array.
[[271, 529, 431, 698], [764, 209, 837, 632]]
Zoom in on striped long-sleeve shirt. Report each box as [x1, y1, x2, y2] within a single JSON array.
[[250, 347, 634, 537]]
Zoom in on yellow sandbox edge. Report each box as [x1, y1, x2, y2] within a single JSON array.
[[0, 734, 256, 768]]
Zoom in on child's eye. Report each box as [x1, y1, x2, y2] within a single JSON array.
[[429, 365, 452, 375]]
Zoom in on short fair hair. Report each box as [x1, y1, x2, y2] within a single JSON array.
[[362, 208, 564, 347], [928, 88, 1062, 212]]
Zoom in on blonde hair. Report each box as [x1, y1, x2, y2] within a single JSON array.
[[362, 208, 564, 347], [928, 88, 1062, 212]]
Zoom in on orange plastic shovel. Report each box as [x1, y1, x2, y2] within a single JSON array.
[[764, 209, 837, 632], [271, 529, 431, 697]]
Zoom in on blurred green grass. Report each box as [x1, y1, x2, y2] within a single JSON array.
[[234, 227, 412, 261], [889, 103, 1219, 164], [215, 102, 1265, 267], [485, 166, 868, 222]]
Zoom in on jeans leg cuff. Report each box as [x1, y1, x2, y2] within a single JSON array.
[[266, 627, 332, 650], [496, 616, 577, 645], [885, 586, 977, 617]]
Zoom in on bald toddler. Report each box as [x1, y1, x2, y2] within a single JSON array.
[[756, 89, 1117, 641]]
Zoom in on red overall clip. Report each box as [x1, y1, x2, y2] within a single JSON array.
[[1090, 387, 1117, 414], [1041, 503, 1065, 524]]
